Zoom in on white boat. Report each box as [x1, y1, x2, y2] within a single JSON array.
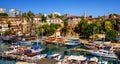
[[64, 38, 80, 46], [89, 49, 117, 59], [98, 61, 108, 64], [68, 55, 87, 61], [24, 46, 43, 56], [67, 55, 87, 64], [89, 57, 98, 62], [48, 53, 62, 60], [33, 54, 47, 59]]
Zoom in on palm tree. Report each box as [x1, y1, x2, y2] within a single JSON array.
[[27, 11, 35, 36], [60, 20, 69, 37], [6, 20, 11, 30], [0, 26, 2, 35], [21, 11, 35, 36]]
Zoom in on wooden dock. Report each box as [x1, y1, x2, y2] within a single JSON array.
[[72, 48, 90, 53], [1, 53, 40, 63], [0, 53, 59, 64]]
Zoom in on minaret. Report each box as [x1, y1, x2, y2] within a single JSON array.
[[84, 10, 86, 19]]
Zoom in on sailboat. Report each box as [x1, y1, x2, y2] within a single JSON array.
[[24, 34, 43, 56]]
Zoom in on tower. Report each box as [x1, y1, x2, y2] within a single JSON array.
[[84, 10, 86, 19]]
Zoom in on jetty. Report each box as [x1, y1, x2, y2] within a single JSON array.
[[0, 53, 59, 64], [1, 53, 40, 63], [72, 48, 90, 53]]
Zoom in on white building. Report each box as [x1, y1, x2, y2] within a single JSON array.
[[33, 15, 41, 21], [0, 8, 6, 13], [0, 22, 9, 32], [9, 9, 20, 17], [47, 18, 63, 24], [64, 15, 81, 21], [52, 12, 61, 16]]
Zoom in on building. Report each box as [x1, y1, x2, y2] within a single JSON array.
[[64, 15, 81, 21], [9, 9, 20, 17], [84, 10, 86, 19], [0, 22, 9, 32], [52, 12, 61, 16], [47, 18, 63, 24], [33, 15, 41, 21], [0, 8, 6, 13]]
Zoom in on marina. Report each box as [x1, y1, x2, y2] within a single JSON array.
[[0, 39, 119, 64]]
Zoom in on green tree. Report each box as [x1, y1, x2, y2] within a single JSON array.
[[50, 23, 61, 29], [26, 11, 35, 36], [60, 20, 69, 37], [0, 13, 8, 16], [106, 30, 117, 41], [37, 24, 60, 36], [105, 21, 113, 31], [6, 21, 11, 29], [4, 30, 12, 35], [41, 15, 47, 23], [0, 26, 2, 29], [48, 14, 54, 18], [0, 26, 2, 35]]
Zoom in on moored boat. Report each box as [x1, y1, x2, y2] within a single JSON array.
[[89, 49, 117, 59], [24, 46, 43, 56], [48, 53, 62, 60], [64, 38, 81, 46], [98, 61, 108, 64]]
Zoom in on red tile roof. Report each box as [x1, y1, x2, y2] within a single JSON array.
[[0, 22, 6, 24], [34, 15, 41, 18], [51, 18, 61, 20], [64, 15, 80, 18]]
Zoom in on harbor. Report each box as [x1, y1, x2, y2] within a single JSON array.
[[0, 37, 119, 64]]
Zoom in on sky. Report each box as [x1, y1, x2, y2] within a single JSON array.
[[0, 0, 120, 17]]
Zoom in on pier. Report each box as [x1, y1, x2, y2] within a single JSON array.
[[0, 53, 40, 63], [0, 53, 59, 64], [72, 48, 90, 53]]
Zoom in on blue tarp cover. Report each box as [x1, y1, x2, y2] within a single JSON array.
[[116, 38, 120, 41], [24, 50, 32, 53], [32, 46, 39, 50]]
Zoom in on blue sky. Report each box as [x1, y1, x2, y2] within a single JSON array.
[[0, 0, 120, 17]]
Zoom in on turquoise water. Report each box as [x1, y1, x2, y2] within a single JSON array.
[[0, 42, 118, 64]]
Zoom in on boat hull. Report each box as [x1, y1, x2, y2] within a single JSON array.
[[89, 51, 117, 59]]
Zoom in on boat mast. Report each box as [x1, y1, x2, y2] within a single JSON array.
[[36, 33, 38, 46]]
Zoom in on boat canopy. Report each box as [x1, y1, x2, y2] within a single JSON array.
[[32, 46, 39, 50], [24, 50, 32, 53], [116, 38, 120, 41], [68, 55, 86, 61]]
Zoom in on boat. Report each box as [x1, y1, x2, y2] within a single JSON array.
[[48, 53, 62, 60], [67, 55, 87, 64], [89, 57, 98, 62], [24, 46, 43, 56], [19, 41, 32, 46], [64, 38, 80, 46], [89, 49, 117, 59], [98, 61, 108, 64], [33, 54, 47, 59]]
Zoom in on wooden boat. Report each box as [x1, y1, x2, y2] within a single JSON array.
[[24, 46, 43, 57]]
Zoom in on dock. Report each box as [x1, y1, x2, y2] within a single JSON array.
[[72, 48, 90, 53], [0, 53, 59, 64], [1, 53, 40, 63]]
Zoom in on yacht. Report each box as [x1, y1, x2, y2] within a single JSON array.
[[67, 55, 87, 64], [48, 53, 62, 60], [64, 38, 80, 46], [98, 61, 108, 64], [24, 46, 43, 56], [33, 54, 47, 59], [89, 49, 117, 59]]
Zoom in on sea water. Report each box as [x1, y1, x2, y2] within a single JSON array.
[[0, 42, 118, 64]]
